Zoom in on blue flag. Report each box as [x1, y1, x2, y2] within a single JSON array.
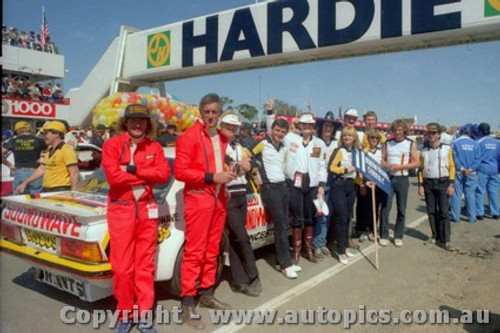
[[352, 149, 392, 196]]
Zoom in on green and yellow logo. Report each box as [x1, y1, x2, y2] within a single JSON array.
[[147, 31, 171, 68], [485, 0, 500, 17]]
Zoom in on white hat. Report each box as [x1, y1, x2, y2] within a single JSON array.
[[344, 108, 358, 118], [220, 114, 241, 126], [299, 113, 315, 124]]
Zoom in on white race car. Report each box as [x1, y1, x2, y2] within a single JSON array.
[[0, 148, 275, 301]]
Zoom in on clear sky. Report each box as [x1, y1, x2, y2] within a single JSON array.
[[3, 0, 500, 128]]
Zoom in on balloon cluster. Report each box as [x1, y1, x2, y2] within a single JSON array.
[[91, 92, 200, 131]]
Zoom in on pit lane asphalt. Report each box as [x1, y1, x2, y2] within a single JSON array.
[[2, 179, 499, 332]]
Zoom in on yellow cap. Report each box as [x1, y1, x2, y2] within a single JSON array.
[[44, 121, 67, 134], [14, 121, 31, 133]]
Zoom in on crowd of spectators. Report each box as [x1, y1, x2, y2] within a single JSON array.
[[2, 76, 64, 103], [2, 24, 57, 54]]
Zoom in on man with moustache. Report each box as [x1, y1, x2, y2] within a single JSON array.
[[174, 93, 236, 329]]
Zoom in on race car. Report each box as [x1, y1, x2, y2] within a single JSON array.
[[0, 143, 103, 197], [0, 148, 274, 302]]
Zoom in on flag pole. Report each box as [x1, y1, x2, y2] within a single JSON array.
[[41, 6, 45, 50], [372, 184, 379, 269]]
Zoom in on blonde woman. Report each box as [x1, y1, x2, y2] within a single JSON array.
[[356, 128, 386, 242], [328, 125, 360, 264]]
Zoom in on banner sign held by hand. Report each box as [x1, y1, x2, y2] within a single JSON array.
[[353, 150, 392, 196]]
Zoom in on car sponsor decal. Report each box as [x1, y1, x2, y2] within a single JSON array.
[[2, 204, 82, 238], [25, 229, 57, 252]]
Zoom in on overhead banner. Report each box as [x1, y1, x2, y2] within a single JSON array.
[[123, 0, 500, 81], [353, 150, 392, 196]]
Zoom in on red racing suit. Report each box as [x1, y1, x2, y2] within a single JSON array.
[[174, 120, 228, 297], [102, 132, 170, 319]]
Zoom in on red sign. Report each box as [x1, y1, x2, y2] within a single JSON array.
[[11, 100, 56, 118]]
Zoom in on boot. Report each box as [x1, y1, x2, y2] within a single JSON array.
[[303, 225, 318, 263], [291, 227, 302, 266]]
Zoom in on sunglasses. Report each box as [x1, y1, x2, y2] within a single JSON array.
[[43, 130, 60, 135]]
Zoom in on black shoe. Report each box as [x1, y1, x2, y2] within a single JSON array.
[[232, 283, 259, 297], [248, 277, 262, 293], [477, 216, 484, 220], [199, 295, 231, 310], [181, 306, 205, 330], [492, 215, 499, 220]]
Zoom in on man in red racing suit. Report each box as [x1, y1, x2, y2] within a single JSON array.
[[102, 104, 170, 333], [175, 93, 236, 330]]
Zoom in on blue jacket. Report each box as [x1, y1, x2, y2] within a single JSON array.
[[452, 135, 480, 172], [477, 136, 500, 175]]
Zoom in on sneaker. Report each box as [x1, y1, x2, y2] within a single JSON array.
[[394, 239, 403, 247], [321, 246, 331, 256], [338, 254, 349, 265], [291, 264, 302, 272], [379, 238, 389, 246], [136, 320, 157, 333], [424, 238, 436, 245], [282, 266, 298, 279], [345, 249, 355, 258], [368, 233, 375, 241], [477, 216, 484, 220], [314, 248, 324, 258], [116, 321, 133, 333], [493, 215, 499, 220], [358, 234, 368, 242], [444, 242, 455, 251]]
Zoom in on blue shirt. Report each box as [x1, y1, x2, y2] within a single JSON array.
[[477, 136, 500, 175], [452, 135, 480, 172]]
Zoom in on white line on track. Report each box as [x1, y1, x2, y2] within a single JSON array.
[[212, 215, 428, 333]]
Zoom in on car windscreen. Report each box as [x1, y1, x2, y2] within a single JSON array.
[[75, 158, 174, 197]]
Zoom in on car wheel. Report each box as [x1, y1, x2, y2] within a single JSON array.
[[165, 237, 226, 297]]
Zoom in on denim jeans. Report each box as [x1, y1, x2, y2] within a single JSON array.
[[450, 172, 478, 222], [475, 172, 499, 217], [380, 176, 409, 240], [13, 169, 42, 195], [313, 188, 331, 249]]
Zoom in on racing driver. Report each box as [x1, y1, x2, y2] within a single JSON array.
[[102, 104, 170, 333]]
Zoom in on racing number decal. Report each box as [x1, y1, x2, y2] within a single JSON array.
[[25, 229, 57, 250], [157, 224, 171, 244], [147, 31, 171, 68]]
